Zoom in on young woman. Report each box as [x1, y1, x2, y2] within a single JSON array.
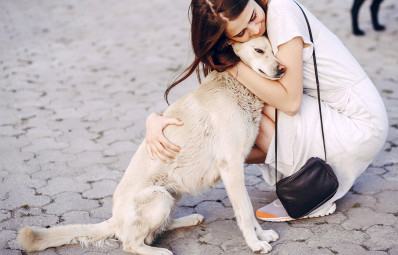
[[144, 0, 388, 221]]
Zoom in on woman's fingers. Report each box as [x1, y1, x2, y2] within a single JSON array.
[[146, 144, 156, 161], [159, 136, 180, 153], [160, 118, 183, 153], [153, 142, 169, 162], [165, 118, 184, 127]]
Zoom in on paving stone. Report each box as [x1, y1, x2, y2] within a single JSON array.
[[26, 150, 76, 166], [1, 174, 46, 195], [178, 188, 228, 207], [287, 212, 346, 228], [76, 165, 123, 183], [244, 164, 263, 177], [67, 151, 118, 168], [363, 225, 398, 251], [21, 137, 68, 153], [0, 209, 11, 222], [327, 243, 388, 255], [0, 149, 38, 174], [0, 187, 51, 211], [272, 242, 333, 255], [37, 176, 91, 196], [383, 165, 398, 182], [2, 212, 58, 230], [62, 210, 101, 225], [389, 246, 398, 255], [31, 161, 82, 180], [89, 196, 112, 220], [0, 230, 16, 249], [172, 206, 196, 219], [194, 201, 234, 223], [244, 175, 263, 186], [82, 179, 118, 199], [373, 191, 398, 214], [197, 220, 247, 249], [341, 207, 396, 231], [351, 174, 398, 194], [43, 192, 99, 215], [103, 141, 136, 156], [62, 137, 107, 154], [169, 237, 223, 255], [336, 191, 377, 212], [307, 225, 367, 248]]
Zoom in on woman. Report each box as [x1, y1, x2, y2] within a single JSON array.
[[145, 0, 388, 221]]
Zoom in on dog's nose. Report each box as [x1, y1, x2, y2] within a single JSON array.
[[278, 64, 286, 74], [276, 64, 286, 76]]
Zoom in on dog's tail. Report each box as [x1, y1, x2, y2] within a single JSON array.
[[17, 219, 116, 253]]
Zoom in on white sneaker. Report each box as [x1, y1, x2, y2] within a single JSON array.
[[256, 199, 336, 222]]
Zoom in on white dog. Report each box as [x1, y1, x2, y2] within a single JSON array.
[[18, 36, 285, 254]]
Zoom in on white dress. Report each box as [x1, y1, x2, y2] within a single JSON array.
[[259, 0, 388, 201]]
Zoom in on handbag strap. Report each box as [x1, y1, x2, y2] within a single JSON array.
[[275, 1, 327, 183]]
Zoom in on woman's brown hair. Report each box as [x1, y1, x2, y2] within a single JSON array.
[[164, 0, 268, 104]]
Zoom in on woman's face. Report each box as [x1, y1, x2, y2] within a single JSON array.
[[225, 0, 266, 43]]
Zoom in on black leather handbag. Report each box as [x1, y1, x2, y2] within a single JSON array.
[[274, 1, 339, 219]]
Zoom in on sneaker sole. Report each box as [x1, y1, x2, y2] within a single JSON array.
[[256, 202, 336, 222]]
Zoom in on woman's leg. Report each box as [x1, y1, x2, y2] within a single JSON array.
[[253, 105, 337, 222], [246, 105, 275, 164]]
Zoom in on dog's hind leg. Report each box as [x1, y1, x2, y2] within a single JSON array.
[[219, 160, 275, 254], [166, 214, 205, 230], [120, 186, 174, 255]]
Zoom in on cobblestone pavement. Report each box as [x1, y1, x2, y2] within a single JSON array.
[[1, 0, 397, 254]]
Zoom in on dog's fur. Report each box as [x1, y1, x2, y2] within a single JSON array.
[[18, 36, 285, 254]]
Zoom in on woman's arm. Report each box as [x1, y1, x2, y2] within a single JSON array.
[[229, 37, 304, 115]]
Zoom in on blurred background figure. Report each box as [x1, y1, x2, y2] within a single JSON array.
[[351, 0, 385, 35]]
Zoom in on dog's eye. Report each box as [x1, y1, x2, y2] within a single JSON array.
[[255, 48, 264, 54]]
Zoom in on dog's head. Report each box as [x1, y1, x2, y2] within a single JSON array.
[[232, 36, 286, 80]]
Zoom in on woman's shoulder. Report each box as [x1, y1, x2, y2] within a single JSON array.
[[268, 0, 299, 12]]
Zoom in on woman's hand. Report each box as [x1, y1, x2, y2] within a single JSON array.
[[145, 112, 183, 162]]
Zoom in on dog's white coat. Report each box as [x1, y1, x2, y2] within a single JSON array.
[[18, 37, 284, 255]]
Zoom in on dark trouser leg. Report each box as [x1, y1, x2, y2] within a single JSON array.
[[351, 0, 366, 35], [371, 0, 386, 30]]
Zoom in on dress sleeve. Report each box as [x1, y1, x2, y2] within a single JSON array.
[[266, 0, 314, 60]]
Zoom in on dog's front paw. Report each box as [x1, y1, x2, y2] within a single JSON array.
[[248, 240, 272, 254], [256, 229, 279, 243], [191, 213, 205, 225]]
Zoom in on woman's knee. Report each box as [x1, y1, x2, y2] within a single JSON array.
[[256, 113, 275, 152]]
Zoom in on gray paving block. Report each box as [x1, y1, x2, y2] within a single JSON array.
[[272, 242, 332, 255], [352, 174, 398, 194], [329, 243, 388, 255], [178, 188, 228, 207], [363, 225, 398, 251], [67, 151, 117, 168], [307, 225, 367, 248], [82, 179, 118, 199], [341, 207, 396, 231], [0, 230, 16, 249], [37, 176, 90, 196], [43, 192, 99, 215], [194, 201, 234, 223], [0, 187, 51, 210]]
